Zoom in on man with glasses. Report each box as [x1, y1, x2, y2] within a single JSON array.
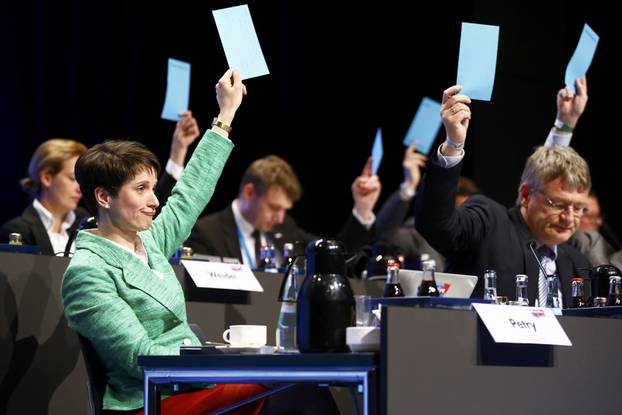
[[413, 84, 591, 306]]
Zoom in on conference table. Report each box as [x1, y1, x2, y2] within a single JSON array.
[[140, 304, 622, 415], [3, 252, 622, 415], [0, 252, 383, 414]]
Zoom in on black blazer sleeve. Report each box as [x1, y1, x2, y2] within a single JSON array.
[[374, 188, 413, 242], [414, 160, 496, 257], [335, 214, 373, 253]]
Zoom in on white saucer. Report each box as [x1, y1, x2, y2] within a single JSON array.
[[215, 345, 276, 354], [346, 326, 380, 352]]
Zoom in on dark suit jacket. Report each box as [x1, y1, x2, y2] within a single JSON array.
[[186, 205, 373, 263], [1, 204, 90, 255], [375, 189, 445, 270], [414, 160, 590, 305]]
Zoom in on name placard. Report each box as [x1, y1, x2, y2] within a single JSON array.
[[181, 260, 264, 292], [472, 303, 571, 346]]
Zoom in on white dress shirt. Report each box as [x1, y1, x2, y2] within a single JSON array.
[[231, 199, 267, 267], [33, 199, 76, 256]]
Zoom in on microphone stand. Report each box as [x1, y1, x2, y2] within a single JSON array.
[[528, 241, 552, 279], [528, 241, 560, 307], [64, 217, 97, 257]]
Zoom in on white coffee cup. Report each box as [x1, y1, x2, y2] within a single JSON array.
[[222, 325, 267, 347]]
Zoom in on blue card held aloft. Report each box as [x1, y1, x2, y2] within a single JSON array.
[[402, 97, 442, 154], [371, 128, 383, 176], [456, 22, 499, 101], [565, 23, 599, 94], [161, 58, 191, 122], [213, 4, 270, 80]]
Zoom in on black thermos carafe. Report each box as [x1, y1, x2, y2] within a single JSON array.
[[590, 264, 621, 299], [297, 239, 355, 353]]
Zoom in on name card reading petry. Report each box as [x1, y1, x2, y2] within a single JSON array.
[[472, 303, 571, 346]]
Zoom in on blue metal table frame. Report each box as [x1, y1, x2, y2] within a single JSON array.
[[138, 353, 378, 415]]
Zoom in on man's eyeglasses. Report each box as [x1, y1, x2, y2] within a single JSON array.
[[540, 192, 588, 217]]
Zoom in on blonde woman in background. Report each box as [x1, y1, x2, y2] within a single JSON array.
[[1, 139, 88, 255]]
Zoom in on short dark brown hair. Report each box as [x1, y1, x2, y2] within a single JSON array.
[[75, 140, 160, 214], [239, 155, 302, 202]]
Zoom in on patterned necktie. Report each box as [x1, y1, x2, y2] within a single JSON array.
[[537, 246, 557, 307]]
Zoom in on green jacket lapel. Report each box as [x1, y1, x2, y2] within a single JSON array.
[[75, 231, 186, 322]]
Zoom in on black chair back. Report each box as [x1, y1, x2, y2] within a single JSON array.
[[77, 334, 107, 415]]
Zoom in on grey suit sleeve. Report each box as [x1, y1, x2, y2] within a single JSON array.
[[571, 230, 620, 268]]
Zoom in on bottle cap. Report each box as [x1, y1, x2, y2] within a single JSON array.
[[423, 258, 436, 268], [9, 233, 23, 245], [181, 246, 194, 259], [386, 258, 400, 270]]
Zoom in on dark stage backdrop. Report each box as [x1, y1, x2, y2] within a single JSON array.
[[0, 1, 617, 242]]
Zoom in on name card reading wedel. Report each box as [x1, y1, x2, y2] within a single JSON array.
[[181, 260, 264, 292], [472, 303, 571, 346]]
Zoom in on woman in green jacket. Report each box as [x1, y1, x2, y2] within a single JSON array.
[[61, 69, 267, 414]]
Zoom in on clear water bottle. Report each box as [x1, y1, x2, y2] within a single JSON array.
[[571, 277, 588, 308], [484, 269, 498, 301], [514, 274, 529, 306], [281, 242, 294, 272], [607, 276, 622, 306], [545, 275, 561, 308], [276, 242, 306, 352]]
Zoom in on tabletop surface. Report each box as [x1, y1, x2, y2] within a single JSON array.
[[138, 352, 378, 368]]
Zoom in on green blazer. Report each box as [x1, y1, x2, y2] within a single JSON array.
[[61, 131, 233, 410]]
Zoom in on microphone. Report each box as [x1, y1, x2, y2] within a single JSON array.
[[64, 217, 98, 257], [528, 240, 551, 278]]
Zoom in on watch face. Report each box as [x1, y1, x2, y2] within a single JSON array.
[[446, 139, 463, 149], [212, 118, 231, 132]]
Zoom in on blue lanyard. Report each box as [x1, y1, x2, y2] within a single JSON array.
[[236, 226, 257, 269]]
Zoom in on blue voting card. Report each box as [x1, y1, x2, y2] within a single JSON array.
[[456, 22, 499, 101], [161, 58, 191, 121], [565, 23, 599, 94], [371, 128, 383, 176], [213, 4, 269, 80], [402, 97, 442, 154]]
